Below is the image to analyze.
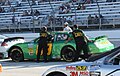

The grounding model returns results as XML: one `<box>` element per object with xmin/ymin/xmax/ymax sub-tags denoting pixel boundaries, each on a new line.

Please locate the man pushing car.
<box><xmin>66</xmin><ymin>24</ymin><xmax>91</xmax><ymax>60</ymax></box>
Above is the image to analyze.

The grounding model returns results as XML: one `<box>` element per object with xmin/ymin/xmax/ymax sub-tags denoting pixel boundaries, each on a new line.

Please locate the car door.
<box><xmin>96</xmin><ymin>64</ymin><xmax>120</xmax><ymax>76</ymax></box>
<box><xmin>105</xmin><ymin>57</ymin><xmax>120</xmax><ymax>76</ymax></box>
<box><xmin>101</xmin><ymin>52</ymin><xmax>120</xmax><ymax>76</ymax></box>
<box><xmin>35</xmin><ymin>37</ymin><xmax>53</xmax><ymax>56</ymax></box>
<box><xmin>51</xmin><ymin>33</ymin><xmax>69</xmax><ymax>58</ymax></box>
<box><xmin>27</xmin><ymin>40</ymin><xmax>37</xmax><ymax>59</ymax></box>
<box><xmin>107</xmin><ymin>70</ymin><xmax>120</xmax><ymax>76</ymax></box>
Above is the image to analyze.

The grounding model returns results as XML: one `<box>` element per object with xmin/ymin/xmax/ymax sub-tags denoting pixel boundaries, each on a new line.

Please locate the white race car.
<box><xmin>0</xmin><ymin>37</ymin><xmax>25</xmax><ymax>58</ymax></box>
<box><xmin>42</xmin><ymin>46</ymin><xmax>120</xmax><ymax>76</ymax></box>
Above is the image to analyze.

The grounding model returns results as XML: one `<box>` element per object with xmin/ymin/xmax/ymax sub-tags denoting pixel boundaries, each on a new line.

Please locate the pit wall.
<box><xmin>3</xmin><ymin>30</ymin><xmax>120</xmax><ymax>41</ymax></box>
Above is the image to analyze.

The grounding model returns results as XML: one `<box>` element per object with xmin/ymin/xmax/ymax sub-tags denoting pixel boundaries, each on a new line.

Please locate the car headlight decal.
<box><xmin>90</xmin><ymin>71</ymin><xmax>101</xmax><ymax>76</ymax></box>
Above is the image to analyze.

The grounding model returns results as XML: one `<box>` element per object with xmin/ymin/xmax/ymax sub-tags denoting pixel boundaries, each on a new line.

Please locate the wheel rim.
<box><xmin>11</xmin><ymin>49</ymin><xmax>23</xmax><ymax>62</ymax></box>
<box><xmin>62</xmin><ymin>48</ymin><xmax>75</xmax><ymax>61</ymax></box>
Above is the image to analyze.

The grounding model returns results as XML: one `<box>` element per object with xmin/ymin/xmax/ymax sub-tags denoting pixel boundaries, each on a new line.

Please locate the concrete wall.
<box><xmin>85</xmin><ymin>30</ymin><xmax>120</xmax><ymax>39</ymax></box>
<box><xmin>3</xmin><ymin>30</ymin><xmax>120</xmax><ymax>41</ymax></box>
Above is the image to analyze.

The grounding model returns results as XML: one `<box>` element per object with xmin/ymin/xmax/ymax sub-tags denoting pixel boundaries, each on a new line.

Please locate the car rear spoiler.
<box><xmin>4</xmin><ymin>37</ymin><xmax>24</xmax><ymax>42</ymax></box>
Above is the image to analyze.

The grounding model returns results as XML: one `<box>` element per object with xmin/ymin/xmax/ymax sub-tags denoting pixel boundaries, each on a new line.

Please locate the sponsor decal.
<box><xmin>100</xmin><ymin>41</ymin><xmax>108</xmax><ymax>44</ymax></box>
<box><xmin>73</xmin><ymin>32</ymin><xmax>83</xmax><ymax>37</ymax></box>
<box><xmin>28</xmin><ymin>48</ymin><xmax>33</xmax><ymax>55</ymax></box>
<box><xmin>28</xmin><ymin>43</ymin><xmax>34</xmax><ymax>55</ymax></box>
<box><xmin>66</xmin><ymin>66</ymin><xmax>76</xmax><ymax>70</ymax></box>
<box><xmin>70</xmin><ymin>71</ymin><xmax>89</xmax><ymax>76</ymax></box>
<box><xmin>76</xmin><ymin>66</ymin><xmax>87</xmax><ymax>71</ymax></box>
<box><xmin>90</xmin><ymin>65</ymin><xmax>100</xmax><ymax>70</ymax></box>
<box><xmin>66</xmin><ymin>66</ymin><xmax>87</xmax><ymax>71</ymax></box>
<box><xmin>90</xmin><ymin>71</ymin><xmax>101</xmax><ymax>76</ymax></box>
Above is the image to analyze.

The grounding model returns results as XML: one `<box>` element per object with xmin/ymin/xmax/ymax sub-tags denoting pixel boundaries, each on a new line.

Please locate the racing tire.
<box><xmin>53</xmin><ymin>73</ymin><xmax>66</xmax><ymax>76</ymax></box>
<box><xmin>61</xmin><ymin>46</ymin><xmax>76</xmax><ymax>62</ymax></box>
<box><xmin>10</xmin><ymin>48</ymin><xmax>24</xmax><ymax>62</ymax></box>
<box><xmin>47</xmin><ymin>73</ymin><xmax>67</xmax><ymax>76</ymax></box>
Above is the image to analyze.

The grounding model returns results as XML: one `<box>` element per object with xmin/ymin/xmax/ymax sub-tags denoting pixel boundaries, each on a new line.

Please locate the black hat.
<box><xmin>73</xmin><ymin>24</ymin><xmax>78</xmax><ymax>29</ymax></box>
<box><xmin>41</xmin><ymin>26</ymin><xmax>47</xmax><ymax>31</ymax></box>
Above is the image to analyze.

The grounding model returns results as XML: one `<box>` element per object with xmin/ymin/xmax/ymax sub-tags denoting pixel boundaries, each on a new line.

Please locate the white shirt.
<box><xmin>63</xmin><ymin>26</ymin><xmax>72</xmax><ymax>32</ymax></box>
<box><xmin>17</xmin><ymin>16</ymin><xmax>21</xmax><ymax>22</ymax></box>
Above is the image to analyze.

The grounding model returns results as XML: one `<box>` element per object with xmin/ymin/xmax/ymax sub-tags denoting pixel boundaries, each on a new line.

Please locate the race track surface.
<box><xmin>0</xmin><ymin>40</ymin><xmax>119</xmax><ymax>76</ymax></box>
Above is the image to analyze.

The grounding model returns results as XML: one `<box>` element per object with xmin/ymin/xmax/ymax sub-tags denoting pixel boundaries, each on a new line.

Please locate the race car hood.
<box><xmin>55</xmin><ymin>60</ymin><xmax>100</xmax><ymax>70</ymax></box>
<box><xmin>42</xmin><ymin>61</ymin><xmax>101</xmax><ymax>76</ymax></box>
<box><xmin>60</xmin><ymin>60</ymin><xmax>93</xmax><ymax>67</ymax></box>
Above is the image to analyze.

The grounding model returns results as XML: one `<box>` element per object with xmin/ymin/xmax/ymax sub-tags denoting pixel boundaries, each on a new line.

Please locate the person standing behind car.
<box><xmin>66</xmin><ymin>24</ymin><xmax>91</xmax><ymax>60</ymax></box>
<box><xmin>37</xmin><ymin>26</ymin><xmax>49</xmax><ymax>63</ymax></box>
<box><xmin>63</xmin><ymin>22</ymin><xmax>72</xmax><ymax>32</ymax></box>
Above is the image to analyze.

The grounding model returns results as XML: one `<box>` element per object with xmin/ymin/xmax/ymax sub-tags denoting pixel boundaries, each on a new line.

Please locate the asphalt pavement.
<box><xmin>0</xmin><ymin>40</ymin><xmax>119</xmax><ymax>76</ymax></box>
<box><xmin>0</xmin><ymin>59</ymin><xmax>70</xmax><ymax>76</ymax></box>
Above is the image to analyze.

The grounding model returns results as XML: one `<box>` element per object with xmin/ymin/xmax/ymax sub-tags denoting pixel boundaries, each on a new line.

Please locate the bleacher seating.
<box><xmin>0</xmin><ymin>0</ymin><xmax>120</xmax><ymax>32</ymax></box>
<box><xmin>55</xmin><ymin>1</ymin><xmax>120</xmax><ymax>28</ymax></box>
<box><xmin>0</xmin><ymin>0</ymin><xmax>66</xmax><ymax>31</ymax></box>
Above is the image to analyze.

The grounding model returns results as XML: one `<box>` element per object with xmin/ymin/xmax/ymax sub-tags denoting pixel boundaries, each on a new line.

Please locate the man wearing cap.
<box><xmin>37</xmin><ymin>26</ymin><xmax>49</xmax><ymax>63</ymax></box>
<box><xmin>66</xmin><ymin>24</ymin><xmax>91</xmax><ymax>60</ymax></box>
<box><xmin>63</xmin><ymin>22</ymin><xmax>72</xmax><ymax>32</ymax></box>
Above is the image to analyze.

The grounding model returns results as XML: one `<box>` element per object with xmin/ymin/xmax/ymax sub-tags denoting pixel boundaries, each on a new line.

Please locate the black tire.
<box><xmin>53</xmin><ymin>73</ymin><xmax>66</xmax><ymax>76</ymax></box>
<box><xmin>10</xmin><ymin>48</ymin><xmax>24</xmax><ymax>62</ymax></box>
<box><xmin>47</xmin><ymin>73</ymin><xmax>67</xmax><ymax>76</ymax></box>
<box><xmin>61</xmin><ymin>46</ymin><xmax>76</xmax><ymax>62</ymax></box>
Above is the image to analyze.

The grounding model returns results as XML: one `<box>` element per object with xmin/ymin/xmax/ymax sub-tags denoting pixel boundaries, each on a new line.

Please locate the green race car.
<box><xmin>7</xmin><ymin>32</ymin><xmax>114</xmax><ymax>62</ymax></box>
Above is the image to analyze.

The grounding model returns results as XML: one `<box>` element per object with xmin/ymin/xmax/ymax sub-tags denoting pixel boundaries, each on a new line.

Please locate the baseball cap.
<box><xmin>64</xmin><ymin>22</ymin><xmax>68</xmax><ymax>25</ymax></box>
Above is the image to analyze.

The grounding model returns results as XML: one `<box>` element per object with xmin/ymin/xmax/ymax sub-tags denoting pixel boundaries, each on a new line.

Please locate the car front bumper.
<box><xmin>0</xmin><ymin>47</ymin><xmax>8</xmax><ymax>58</ymax></box>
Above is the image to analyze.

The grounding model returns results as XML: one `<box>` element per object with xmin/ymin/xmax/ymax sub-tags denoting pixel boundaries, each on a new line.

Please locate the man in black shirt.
<box><xmin>66</xmin><ymin>24</ymin><xmax>91</xmax><ymax>60</ymax></box>
<box><xmin>37</xmin><ymin>26</ymin><xmax>49</xmax><ymax>63</ymax></box>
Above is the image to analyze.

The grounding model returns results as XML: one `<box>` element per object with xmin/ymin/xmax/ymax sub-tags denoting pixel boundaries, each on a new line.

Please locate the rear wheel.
<box><xmin>61</xmin><ymin>46</ymin><xmax>76</xmax><ymax>62</ymax></box>
<box><xmin>10</xmin><ymin>48</ymin><xmax>24</xmax><ymax>62</ymax></box>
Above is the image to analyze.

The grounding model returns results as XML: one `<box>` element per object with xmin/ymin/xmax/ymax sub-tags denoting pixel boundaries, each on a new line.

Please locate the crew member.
<box><xmin>63</xmin><ymin>22</ymin><xmax>72</xmax><ymax>32</ymax></box>
<box><xmin>66</xmin><ymin>24</ymin><xmax>91</xmax><ymax>60</ymax></box>
<box><xmin>37</xmin><ymin>26</ymin><xmax>49</xmax><ymax>63</ymax></box>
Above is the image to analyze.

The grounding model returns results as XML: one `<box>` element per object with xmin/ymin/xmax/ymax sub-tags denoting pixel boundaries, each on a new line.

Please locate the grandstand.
<box><xmin>0</xmin><ymin>0</ymin><xmax>120</xmax><ymax>33</ymax></box>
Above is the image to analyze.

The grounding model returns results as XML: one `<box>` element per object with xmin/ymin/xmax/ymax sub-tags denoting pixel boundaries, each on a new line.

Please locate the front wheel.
<box><xmin>53</xmin><ymin>73</ymin><xmax>66</xmax><ymax>76</ymax></box>
<box><xmin>10</xmin><ymin>48</ymin><xmax>24</xmax><ymax>62</ymax></box>
<box><xmin>47</xmin><ymin>73</ymin><xmax>67</xmax><ymax>76</ymax></box>
<box><xmin>61</xmin><ymin>46</ymin><xmax>76</xmax><ymax>62</ymax></box>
